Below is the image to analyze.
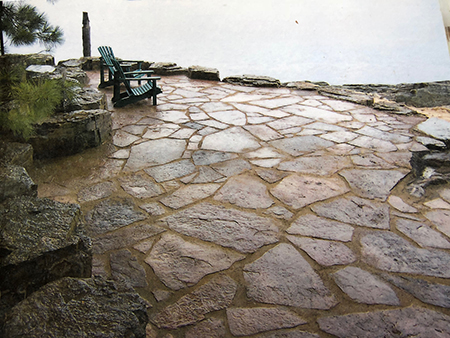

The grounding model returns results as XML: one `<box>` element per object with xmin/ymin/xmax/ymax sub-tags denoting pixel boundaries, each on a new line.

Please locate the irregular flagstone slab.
<box><xmin>142</xmin><ymin>125</ymin><xmax>179</xmax><ymax>140</ymax></box>
<box><xmin>244</xmin><ymin>125</ymin><xmax>283</xmax><ymax>141</ymax></box>
<box><xmin>93</xmin><ymin>223</ymin><xmax>165</xmax><ymax>254</ymax></box>
<box><xmin>77</xmin><ymin>181</ymin><xmax>116</xmax><ymax>203</ymax></box>
<box><xmin>245</xmin><ymin>147</ymin><xmax>284</xmax><ymax>159</ymax></box>
<box><xmin>139</xmin><ymin>202</ymin><xmax>166</xmax><ymax>216</ymax></box>
<box><xmin>270</xmin><ymin>175</ymin><xmax>349</xmax><ymax>209</ymax></box>
<box><xmin>161</xmin><ymin>203</ymin><xmax>280</xmax><ymax>253</ymax></box>
<box><xmin>302</xmin><ymin>122</ymin><xmax>345</xmax><ymax>132</ymax></box>
<box><xmin>250</xmin><ymin>97</ymin><xmax>302</xmax><ymax>109</ymax></box>
<box><xmin>185</xmin><ymin>318</ymin><xmax>226</xmax><ymax>338</ymax></box>
<box><xmin>209</xmin><ymin>110</ymin><xmax>247</xmax><ymax>125</ymax></box>
<box><xmin>425</xmin><ymin>198</ymin><xmax>450</xmax><ymax>209</ymax></box>
<box><xmin>256</xmin><ymin>168</ymin><xmax>289</xmax><ymax>183</ymax></box>
<box><xmin>110</xmin><ymin>149</ymin><xmax>130</xmax><ymax>159</ymax></box>
<box><xmin>250</xmin><ymin>158</ymin><xmax>282</xmax><ymax>168</ymax></box>
<box><xmin>144</xmin><ymin>159</ymin><xmax>196</xmax><ymax>182</ymax></box>
<box><xmin>395</xmin><ymin>218</ymin><xmax>450</xmax><ymax>249</ymax></box>
<box><xmin>244</xmin><ymin>244</ymin><xmax>338</xmax><ymax>309</ymax></box>
<box><xmin>145</xmin><ymin>233</ymin><xmax>244</xmax><ymax>290</ymax></box>
<box><xmin>287</xmin><ymin>214</ymin><xmax>354</xmax><ymax>242</ymax></box>
<box><xmin>361</xmin><ymin>231</ymin><xmax>450</xmax><ymax>278</ymax></box>
<box><xmin>110</xmin><ymin>249</ymin><xmax>148</xmax><ymax>288</ymax></box>
<box><xmin>201</xmin><ymin>127</ymin><xmax>260</xmax><ymax>152</ymax></box>
<box><xmin>191</xmin><ymin>166</ymin><xmax>224</xmax><ymax>183</ymax></box>
<box><xmin>320</xmin><ymin>130</ymin><xmax>359</xmax><ymax>143</ymax></box>
<box><xmin>125</xmin><ymin>139</ymin><xmax>186</xmax><ymax>172</ymax></box>
<box><xmin>375</xmin><ymin>151</ymin><xmax>412</xmax><ymax>169</ymax></box>
<box><xmin>311</xmin><ymin>196</ymin><xmax>390</xmax><ymax>229</ymax></box>
<box><xmin>118</xmin><ymin>173</ymin><xmax>165</xmax><ymax>199</ymax></box>
<box><xmin>258</xmin><ymin>330</ymin><xmax>320</xmax><ymax>338</ymax></box>
<box><xmin>192</xmin><ymin>150</ymin><xmax>238</xmax><ymax>165</ymax></box>
<box><xmin>214</xmin><ymin>174</ymin><xmax>274</xmax><ymax>209</ymax></box>
<box><xmin>287</xmin><ymin>236</ymin><xmax>356</xmax><ymax>266</ymax></box>
<box><xmin>424</xmin><ymin>210</ymin><xmax>450</xmax><ymax>238</ymax></box>
<box><xmin>291</xmin><ymin>106</ymin><xmax>353</xmax><ymax>123</ymax></box>
<box><xmin>264</xmin><ymin>206</ymin><xmax>294</xmax><ymax>220</ymax></box>
<box><xmin>226</xmin><ymin>307</ymin><xmax>307</xmax><ymax>336</ymax></box>
<box><xmin>356</xmin><ymin>125</ymin><xmax>412</xmax><ymax>143</ymax></box>
<box><xmin>351</xmin><ymin>154</ymin><xmax>395</xmax><ymax>168</ymax></box>
<box><xmin>233</xmin><ymin>103</ymin><xmax>288</xmax><ymax>118</ymax></box>
<box><xmin>160</xmin><ymin>184</ymin><xmax>221</xmax><ymax>209</ymax></box>
<box><xmin>318</xmin><ymin>307</ymin><xmax>450</xmax><ymax>338</ymax></box>
<box><xmin>415</xmin><ymin>117</ymin><xmax>450</xmax><ymax>141</ymax></box>
<box><xmin>113</xmin><ymin>130</ymin><xmax>140</xmax><ymax>147</ymax></box>
<box><xmin>339</xmin><ymin>169</ymin><xmax>407</xmax><ymax>201</ymax></box>
<box><xmin>332</xmin><ymin>267</ymin><xmax>399</xmax><ymax>305</ymax></box>
<box><xmin>382</xmin><ymin>274</ymin><xmax>450</xmax><ymax>308</ymax></box>
<box><xmin>388</xmin><ymin>195</ymin><xmax>418</xmax><ymax>213</ymax></box>
<box><xmin>151</xmin><ymin>274</ymin><xmax>237</xmax><ymax>329</ymax></box>
<box><xmin>201</xmin><ymin>101</ymin><xmax>234</xmax><ymax>113</ymax></box>
<box><xmin>267</xmin><ymin>116</ymin><xmax>312</xmax><ymax>131</ymax></box>
<box><xmin>349</xmin><ymin>136</ymin><xmax>397</xmax><ymax>152</ymax></box>
<box><xmin>211</xmin><ymin>159</ymin><xmax>252</xmax><ymax>177</ymax></box>
<box><xmin>278</xmin><ymin>156</ymin><xmax>351</xmax><ymax>176</ymax></box>
<box><xmin>85</xmin><ymin>198</ymin><xmax>147</xmax><ymax>236</ymax></box>
<box><xmin>270</xmin><ymin>136</ymin><xmax>335</xmax><ymax>156</ymax></box>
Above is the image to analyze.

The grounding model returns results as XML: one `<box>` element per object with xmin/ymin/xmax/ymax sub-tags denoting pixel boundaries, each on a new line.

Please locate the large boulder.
<box><xmin>0</xmin><ymin>142</ymin><xmax>33</xmax><ymax>170</ymax></box>
<box><xmin>0</xmin><ymin>196</ymin><xmax>92</xmax><ymax>318</ymax></box>
<box><xmin>0</xmin><ymin>165</ymin><xmax>37</xmax><ymax>203</ymax></box>
<box><xmin>2</xmin><ymin>276</ymin><xmax>149</xmax><ymax>338</ymax></box>
<box><xmin>29</xmin><ymin>108</ymin><xmax>111</xmax><ymax>159</ymax></box>
<box><xmin>188</xmin><ymin>65</ymin><xmax>220</xmax><ymax>81</ymax></box>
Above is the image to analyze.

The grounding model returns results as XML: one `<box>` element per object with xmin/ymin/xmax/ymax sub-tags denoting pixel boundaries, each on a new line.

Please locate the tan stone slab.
<box><xmin>271</xmin><ymin>175</ymin><xmax>349</xmax><ymax>209</ymax></box>
<box><xmin>332</xmin><ymin>267</ymin><xmax>400</xmax><ymax>305</ymax></box>
<box><xmin>287</xmin><ymin>214</ymin><xmax>354</xmax><ymax>242</ymax></box>
<box><xmin>145</xmin><ymin>233</ymin><xmax>244</xmax><ymax>290</ymax></box>
<box><xmin>244</xmin><ymin>243</ymin><xmax>338</xmax><ymax>309</ymax></box>
<box><xmin>160</xmin><ymin>184</ymin><xmax>221</xmax><ymax>209</ymax></box>
<box><xmin>287</xmin><ymin>236</ymin><xmax>356</xmax><ymax>266</ymax></box>
<box><xmin>214</xmin><ymin>174</ymin><xmax>274</xmax><ymax>209</ymax></box>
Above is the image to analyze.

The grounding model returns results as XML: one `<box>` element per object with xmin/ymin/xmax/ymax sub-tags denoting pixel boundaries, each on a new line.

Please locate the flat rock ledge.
<box><xmin>149</xmin><ymin>62</ymin><xmax>188</xmax><ymax>75</ymax></box>
<box><xmin>223</xmin><ymin>74</ymin><xmax>281</xmax><ymax>87</ymax></box>
<box><xmin>1</xmin><ymin>276</ymin><xmax>149</xmax><ymax>338</ymax></box>
<box><xmin>29</xmin><ymin>109</ymin><xmax>112</xmax><ymax>159</ymax></box>
<box><xmin>0</xmin><ymin>196</ymin><xmax>92</xmax><ymax>320</ymax></box>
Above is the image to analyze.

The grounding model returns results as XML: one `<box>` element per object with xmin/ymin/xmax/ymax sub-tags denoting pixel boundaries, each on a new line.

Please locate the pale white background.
<box><xmin>8</xmin><ymin>0</ymin><xmax>450</xmax><ymax>84</ymax></box>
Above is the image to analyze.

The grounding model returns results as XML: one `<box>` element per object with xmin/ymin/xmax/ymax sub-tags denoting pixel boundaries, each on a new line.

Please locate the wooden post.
<box><xmin>1</xmin><ymin>1</ymin><xmax>5</xmax><ymax>56</ymax></box>
<box><xmin>82</xmin><ymin>12</ymin><xmax>91</xmax><ymax>57</ymax></box>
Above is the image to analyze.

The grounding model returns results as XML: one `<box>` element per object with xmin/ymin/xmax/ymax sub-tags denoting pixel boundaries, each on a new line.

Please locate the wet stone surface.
<box><xmin>28</xmin><ymin>73</ymin><xmax>450</xmax><ymax>337</ymax></box>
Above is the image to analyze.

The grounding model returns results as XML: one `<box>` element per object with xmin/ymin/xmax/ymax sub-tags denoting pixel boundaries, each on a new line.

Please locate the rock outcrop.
<box><xmin>223</xmin><ymin>74</ymin><xmax>281</xmax><ymax>87</ymax></box>
<box><xmin>29</xmin><ymin>109</ymin><xmax>111</xmax><ymax>159</ymax></box>
<box><xmin>0</xmin><ymin>196</ymin><xmax>92</xmax><ymax>320</ymax></box>
<box><xmin>2</xmin><ymin>276</ymin><xmax>149</xmax><ymax>338</ymax></box>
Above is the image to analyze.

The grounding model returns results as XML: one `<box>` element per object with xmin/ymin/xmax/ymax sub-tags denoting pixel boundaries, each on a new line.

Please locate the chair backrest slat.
<box><xmin>98</xmin><ymin>46</ymin><xmax>117</xmax><ymax>74</ymax></box>
<box><xmin>111</xmin><ymin>58</ymin><xmax>133</xmax><ymax>94</ymax></box>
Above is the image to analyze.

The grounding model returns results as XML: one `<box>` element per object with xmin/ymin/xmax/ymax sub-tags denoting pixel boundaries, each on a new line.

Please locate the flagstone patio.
<box><xmin>31</xmin><ymin>72</ymin><xmax>450</xmax><ymax>337</ymax></box>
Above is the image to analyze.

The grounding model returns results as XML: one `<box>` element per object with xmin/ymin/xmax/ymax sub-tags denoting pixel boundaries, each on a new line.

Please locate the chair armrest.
<box><xmin>123</xmin><ymin>76</ymin><xmax>161</xmax><ymax>81</ymax></box>
<box><xmin>123</xmin><ymin>70</ymin><xmax>154</xmax><ymax>76</ymax></box>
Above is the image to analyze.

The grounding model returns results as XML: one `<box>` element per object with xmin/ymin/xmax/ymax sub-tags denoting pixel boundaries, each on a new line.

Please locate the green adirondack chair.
<box><xmin>98</xmin><ymin>46</ymin><xmax>151</xmax><ymax>88</ymax></box>
<box><xmin>111</xmin><ymin>58</ymin><xmax>162</xmax><ymax>107</ymax></box>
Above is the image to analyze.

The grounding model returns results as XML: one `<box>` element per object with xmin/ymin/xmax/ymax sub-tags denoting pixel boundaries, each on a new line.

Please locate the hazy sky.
<box><xmin>8</xmin><ymin>0</ymin><xmax>450</xmax><ymax>84</ymax></box>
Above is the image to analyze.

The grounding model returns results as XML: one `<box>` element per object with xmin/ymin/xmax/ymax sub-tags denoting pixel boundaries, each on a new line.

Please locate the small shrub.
<box><xmin>1</xmin><ymin>78</ymin><xmax>63</xmax><ymax>140</ymax></box>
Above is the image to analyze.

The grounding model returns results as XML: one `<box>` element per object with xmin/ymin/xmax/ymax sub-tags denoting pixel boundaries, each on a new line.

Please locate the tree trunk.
<box><xmin>82</xmin><ymin>12</ymin><xmax>91</xmax><ymax>57</ymax></box>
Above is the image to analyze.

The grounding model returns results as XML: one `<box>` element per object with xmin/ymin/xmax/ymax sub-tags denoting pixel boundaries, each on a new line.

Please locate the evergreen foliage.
<box><xmin>0</xmin><ymin>1</ymin><xmax>63</xmax><ymax>55</ymax></box>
